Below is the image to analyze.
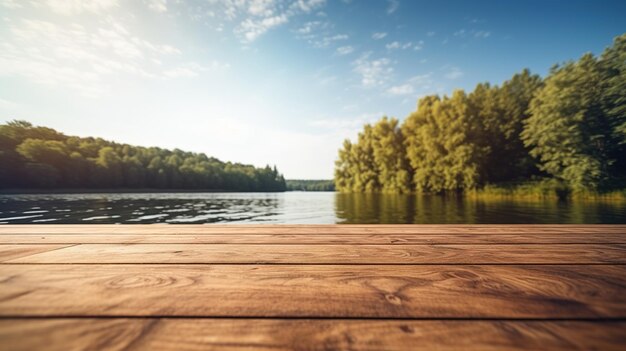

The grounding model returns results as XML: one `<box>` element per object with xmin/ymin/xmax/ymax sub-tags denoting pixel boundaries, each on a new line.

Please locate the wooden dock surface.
<box><xmin>0</xmin><ymin>224</ymin><xmax>625</xmax><ymax>350</ymax></box>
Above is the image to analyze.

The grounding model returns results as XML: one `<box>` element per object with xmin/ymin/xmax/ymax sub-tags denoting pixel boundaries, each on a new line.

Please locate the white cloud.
<box><xmin>44</xmin><ymin>0</ymin><xmax>119</xmax><ymax>15</ymax></box>
<box><xmin>295</xmin><ymin>21</ymin><xmax>322</xmax><ymax>34</ymax></box>
<box><xmin>386</xmin><ymin>41</ymin><xmax>419</xmax><ymax>50</ymax></box>
<box><xmin>427</xmin><ymin>31</ymin><xmax>435</xmax><ymax>37</ymax></box>
<box><xmin>237</xmin><ymin>14</ymin><xmax>289</xmax><ymax>42</ymax></box>
<box><xmin>372</xmin><ymin>32</ymin><xmax>387</xmax><ymax>40</ymax></box>
<box><xmin>145</xmin><ymin>0</ymin><xmax>167</xmax><ymax>13</ymax></box>
<box><xmin>387</xmin><ymin>73</ymin><xmax>432</xmax><ymax>96</ymax></box>
<box><xmin>385</xmin><ymin>41</ymin><xmax>400</xmax><ymax>50</ymax></box>
<box><xmin>474</xmin><ymin>30</ymin><xmax>491</xmax><ymax>38</ymax></box>
<box><xmin>0</xmin><ymin>18</ymin><xmax>219</xmax><ymax>97</ymax></box>
<box><xmin>386</xmin><ymin>0</ymin><xmax>399</xmax><ymax>14</ymax></box>
<box><xmin>313</xmin><ymin>34</ymin><xmax>348</xmax><ymax>48</ymax></box>
<box><xmin>454</xmin><ymin>28</ymin><xmax>491</xmax><ymax>39</ymax></box>
<box><xmin>291</xmin><ymin>0</ymin><xmax>326</xmax><ymax>12</ymax></box>
<box><xmin>444</xmin><ymin>67</ymin><xmax>463</xmax><ymax>80</ymax></box>
<box><xmin>387</xmin><ymin>83</ymin><xmax>413</xmax><ymax>95</ymax></box>
<box><xmin>352</xmin><ymin>52</ymin><xmax>393</xmax><ymax>88</ymax></box>
<box><xmin>336</xmin><ymin>45</ymin><xmax>354</xmax><ymax>55</ymax></box>
<box><xmin>219</xmin><ymin>0</ymin><xmax>327</xmax><ymax>43</ymax></box>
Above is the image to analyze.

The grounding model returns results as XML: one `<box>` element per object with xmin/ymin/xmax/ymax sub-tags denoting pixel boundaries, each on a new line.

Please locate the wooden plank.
<box><xmin>0</xmin><ymin>245</ymin><xmax>72</xmax><ymax>263</ymax></box>
<box><xmin>1</xmin><ymin>233</ymin><xmax>625</xmax><ymax>244</ymax></box>
<box><xmin>2</xmin><ymin>224</ymin><xmax>626</xmax><ymax>235</ymax></box>
<box><xmin>7</xmin><ymin>243</ymin><xmax>626</xmax><ymax>264</ymax></box>
<box><xmin>1</xmin><ymin>265</ymin><xmax>624</xmax><ymax>318</ymax></box>
<box><xmin>1</xmin><ymin>319</ymin><xmax>625</xmax><ymax>351</ymax></box>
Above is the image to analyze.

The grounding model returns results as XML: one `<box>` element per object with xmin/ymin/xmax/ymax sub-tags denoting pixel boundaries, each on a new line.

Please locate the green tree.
<box><xmin>371</xmin><ymin>117</ymin><xmax>411</xmax><ymax>193</ymax></box>
<box><xmin>469</xmin><ymin>70</ymin><xmax>543</xmax><ymax>183</ymax></box>
<box><xmin>334</xmin><ymin>139</ymin><xmax>356</xmax><ymax>192</ymax></box>
<box><xmin>599</xmin><ymin>34</ymin><xmax>626</xmax><ymax>178</ymax></box>
<box><xmin>522</xmin><ymin>54</ymin><xmax>611</xmax><ymax>190</ymax></box>
<box><xmin>351</xmin><ymin>124</ymin><xmax>379</xmax><ymax>192</ymax></box>
<box><xmin>1</xmin><ymin>120</ymin><xmax>287</xmax><ymax>191</ymax></box>
<box><xmin>402</xmin><ymin>91</ymin><xmax>480</xmax><ymax>192</ymax></box>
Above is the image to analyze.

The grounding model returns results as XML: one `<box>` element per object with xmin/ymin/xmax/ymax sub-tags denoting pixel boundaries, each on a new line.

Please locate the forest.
<box><xmin>335</xmin><ymin>34</ymin><xmax>626</xmax><ymax>196</ymax></box>
<box><xmin>0</xmin><ymin>121</ymin><xmax>286</xmax><ymax>191</ymax></box>
<box><xmin>286</xmin><ymin>179</ymin><xmax>335</xmax><ymax>191</ymax></box>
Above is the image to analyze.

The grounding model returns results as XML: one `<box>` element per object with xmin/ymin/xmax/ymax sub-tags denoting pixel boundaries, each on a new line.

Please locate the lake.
<box><xmin>1</xmin><ymin>192</ymin><xmax>625</xmax><ymax>224</ymax></box>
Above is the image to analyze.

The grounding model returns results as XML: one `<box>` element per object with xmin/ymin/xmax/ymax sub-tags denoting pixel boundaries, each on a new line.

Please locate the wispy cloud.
<box><xmin>474</xmin><ymin>30</ymin><xmax>491</xmax><ymax>38</ymax></box>
<box><xmin>313</xmin><ymin>34</ymin><xmax>349</xmax><ymax>48</ymax></box>
<box><xmin>336</xmin><ymin>45</ymin><xmax>354</xmax><ymax>55</ymax></box>
<box><xmin>222</xmin><ymin>0</ymin><xmax>327</xmax><ymax>43</ymax></box>
<box><xmin>386</xmin><ymin>40</ymin><xmax>422</xmax><ymax>50</ymax></box>
<box><xmin>145</xmin><ymin>0</ymin><xmax>167</xmax><ymax>13</ymax></box>
<box><xmin>295</xmin><ymin>20</ymin><xmax>325</xmax><ymax>34</ymax></box>
<box><xmin>386</xmin><ymin>0</ymin><xmax>399</xmax><ymax>14</ymax></box>
<box><xmin>236</xmin><ymin>14</ymin><xmax>289</xmax><ymax>42</ymax></box>
<box><xmin>443</xmin><ymin>66</ymin><xmax>463</xmax><ymax>80</ymax></box>
<box><xmin>0</xmin><ymin>17</ymin><xmax>220</xmax><ymax>97</ymax></box>
<box><xmin>372</xmin><ymin>32</ymin><xmax>387</xmax><ymax>40</ymax></box>
<box><xmin>386</xmin><ymin>73</ymin><xmax>432</xmax><ymax>96</ymax></box>
<box><xmin>386</xmin><ymin>41</ymin><xmax>400</xmax><ymax>50</ymax></box>
<box><xmin>387</xmin><ymin>83</ymin><xmax>413</xmax><ymax>95</ymax></box>
<box><xmin>454</xmin><ymin>28</ymin><xmax>491</xmax><ymax>39</ymax></box>
<box><xmin>43</xmin><ymin>0</ymin><xmax>119</xmax><ymax>15</ymax></box>
<box><xmin>352</xmin><ymin>52</ymin><xmax>393</xmax><ymax>88</ymax></box>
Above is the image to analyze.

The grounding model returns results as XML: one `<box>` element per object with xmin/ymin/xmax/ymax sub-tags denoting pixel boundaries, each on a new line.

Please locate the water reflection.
<box><xmin>0</xmin><ymin>192</ymin><xmax>625</xmax><ymax>224</ymax></box>
<box><xmin>334</xmin><ymin>193</ymin><xmax>626</xmax><ymax>224</ymax></box>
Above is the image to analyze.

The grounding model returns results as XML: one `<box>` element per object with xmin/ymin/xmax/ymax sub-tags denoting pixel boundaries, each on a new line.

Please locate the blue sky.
<box><xmin>1</xmin><ymin>0</ymin><xmax>624</xmax><ymax>179</ymax></box>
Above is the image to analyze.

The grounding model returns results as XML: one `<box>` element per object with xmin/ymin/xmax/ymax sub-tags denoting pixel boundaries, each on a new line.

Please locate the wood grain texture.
<box><xmin>6</xmin><ymin>243</ymin><xmax>626</xmax><ymax>264</ymax></box>
<box><xmin>1</xmin><ymin>264</ymin><xmax>625</xmax><ymax>318</ymax></box>
<box><xmin>1</xmin><ymin>233</ymin><xmax>625</xmax><ymax>244</ymax></box>
<box><xmin>0</xmin><ymin>245</ymin><xmax>71</xmax><ymax>262</ymax></box>
<box><xmin>1</xmin><ymin>224</ymin><xmax>625</xmax><ymax>350</ymax></box>
<box><xmin>2</xmin><ymin>224</ymin><xmax>626</xmax><ymax>234</ymax></box>
<box><xmin>1</xmin><ymin>319</ymin><xmax>625</xmax><ymax>351</ymax></box>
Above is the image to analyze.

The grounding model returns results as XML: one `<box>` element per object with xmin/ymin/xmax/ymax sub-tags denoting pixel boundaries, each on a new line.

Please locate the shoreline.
<box><xmin>0</xmin><ymin>188</ymin><xmax>294</xmax><ymax>194</ymax></box>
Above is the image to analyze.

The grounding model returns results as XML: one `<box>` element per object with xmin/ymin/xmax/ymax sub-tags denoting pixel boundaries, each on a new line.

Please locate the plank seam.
<box><xmin>3</xmin><ymin>262</ymin><xmax>626</xmax><ymax>265</ymax></box>
<box><xmin>1</xmin><ymin>316</ymin><xmax>625</xmax><ymax>321</ymax></box>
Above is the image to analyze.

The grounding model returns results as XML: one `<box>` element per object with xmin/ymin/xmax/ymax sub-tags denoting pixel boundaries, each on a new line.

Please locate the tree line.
<box><xmin>335</xmin><ymin>34</ymin><xmax>626</xmax><ymax>194</ymax></box>
<box><xmin>286</xmin><ymin>179</ymin><xmax>335</xmax><ymax>191</ymax></box>
<box><xmin>0</xmin><ymin>121</ymin><xmax>286</xmax><ymax>191</ymax></box>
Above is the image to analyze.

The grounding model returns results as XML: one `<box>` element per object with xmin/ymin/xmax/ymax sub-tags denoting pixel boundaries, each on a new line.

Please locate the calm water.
<box><xmin>1</xmin><ymin>192</ymin><xmax>625</xmax><ymax>224</ymax></box>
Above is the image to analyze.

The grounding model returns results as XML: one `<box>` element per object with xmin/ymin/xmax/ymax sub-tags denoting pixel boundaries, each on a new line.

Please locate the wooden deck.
<box><xmin>0</xmin><ymin>224</ymin><xmax>625</xmax><ymax>350</ymax></box>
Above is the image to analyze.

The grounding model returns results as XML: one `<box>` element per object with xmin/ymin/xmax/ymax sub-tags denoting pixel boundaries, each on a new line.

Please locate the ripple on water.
<box><xmin>129</xmin><ymin>213</ymin><xmax>170</xmax><ymax>221</ymax></box>
<box><xmin>82</xmin><ymin>215</ymin><xmax>121</xmax><ymax>221</ymax></box>
<box><xmin>22</xmin><ymin>210</ymin><xmax>49</xmax><ymax>214</ymax></box>
<box><xmin>0</xmin><ymin>214</ymin><xmax>44</xmax><ymax>221</ymax></box>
